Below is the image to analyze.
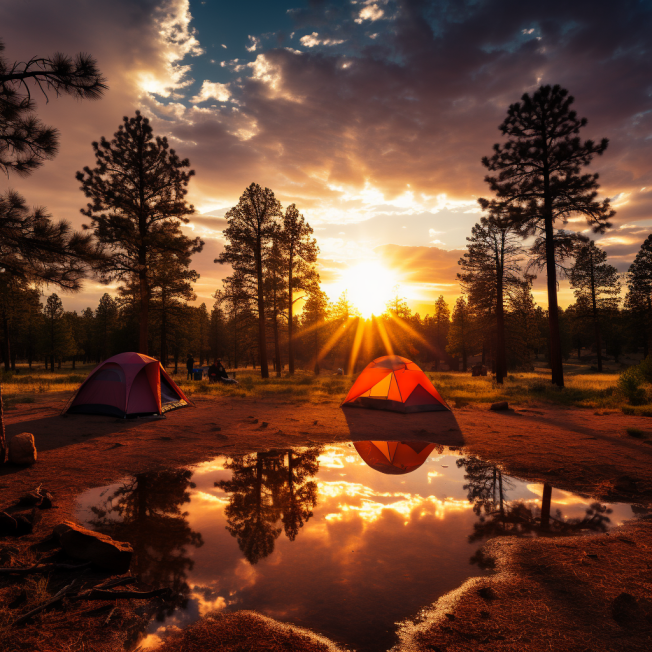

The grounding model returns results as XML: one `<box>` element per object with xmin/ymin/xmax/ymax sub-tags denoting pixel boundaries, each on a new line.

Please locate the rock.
<box><xmin>612</xmin><ymin>592</ymin><xmax>644</xmax><ymax>628</ymax></box>
<box><xmin>39</xmin><ymin>492</ymin><xmax>54</xmax><ymax>509</ymax></box>
<box><xmin>18</xmin><ymin>491</ymin><xmax>43</xmax><ymax>507</ymax></box>
<box><xmin>444</xmin><ymin>613</ymin><xmax>456</xmax><ymax>621</ymax></box>
<box><xmin>477</xmin><ymin>586</ymin><xmax>497</xmax><ymax>600</ymax></box>
<box><xmin>8</xmin><ymin>433</ymin><xmax>37</xmax><ymax>465</ymax></box>
<box><xmin>490</xmin><ymin>401</ymin><xmax>509</xmax><ymax>411</ymax></box>
<box><xmin>14</xmin><ymin>515</ymin><xmax>34</xmax><ymax>536</ymax></box>
<box><xmin>480</xmin><ymin>610</ymin><xmax>491</xmax><ymax>619</ymax></box>
<box><xmin>53</xmin><ymin>521</ymin><xmax>133</xmax><ymax>573</ymax></box>
<box><xmin>0</xmin><ymin>512</ymin><xmax>18</xmax><ymax>536</ymax></box>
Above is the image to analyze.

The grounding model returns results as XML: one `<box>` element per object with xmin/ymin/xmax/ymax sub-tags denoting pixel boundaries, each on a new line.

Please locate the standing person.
<box><xmin>186</xmin><ymin>354</ymin><xmax>195</xmax><ymax>380</ymax></box>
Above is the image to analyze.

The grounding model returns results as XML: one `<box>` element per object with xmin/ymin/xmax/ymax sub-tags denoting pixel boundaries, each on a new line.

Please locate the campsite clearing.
<box><xmin>1</xmin><ymin>390</ymin><xmax>651</xmax><ymax>651</ymax></box>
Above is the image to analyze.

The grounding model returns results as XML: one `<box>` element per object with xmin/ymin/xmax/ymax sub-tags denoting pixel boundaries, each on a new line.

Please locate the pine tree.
<box><xmin>42</xmin><ymin>294</ymin><xmax>67</xmax><ymax>371</ymax></box>
<box><xmin>281</xmin><ymin>204</ymin><xmax>319</xmax><ymax>375</ymax></box>
<box><xmin>95</xmin><ymin>293</ymin><xmax>118</xmax><ymax>362</ymax></box>
<box><xmin>300</xmin><ymin>285</ymin><xmax>330</xmax><ymax>374</ymax></box>
<box><xmin>569</xmin><ymin>241</ymin><xmax>620</xmax><ymax>372</ymax></box>
<box><xmin>458</xmin><ymin>214</ymin><xmax>525</xmax><ymax>382</ymax></box>
<box><xmin>217</xmin><ymin>183</ymin><xmax>282</xmax><ymax>378</ymax></box>
<box><xmin>481</xmin><ymin>84</ymin><xmax>615</xmax><ymax>387</ymax></box>
<box><xmin>432</xmin><ymin>296</ymin><xmax>450</xmax><ymax>370</ymax></box>
<box><xmin>447</xmin><ymin>297</ymin><xmax>472</xmax><ymax>371</ymax></box>
<box><xmin>0</xmin><ymin>39</ymin><xmax>106</xmax><ymax>176</ymax></box>
<box><xmin>624</xmin><ymin>235</ymin><xmax>652</xmax><ymax>357</ymax></box>
<box><xmin>77</xmin><ymin>112</ymin><xmax>203</xmax><ymax>355</ymax></box>
<box><xmin>264</xmin><ymin>236</ymin><xmax>288</xmax><ymax>377</ymax></box>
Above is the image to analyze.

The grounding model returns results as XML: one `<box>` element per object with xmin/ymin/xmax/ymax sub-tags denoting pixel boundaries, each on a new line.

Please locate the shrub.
<box><xmin>638</xmin><ymin>355</ymin><xmax>652</xmax><ymax>383</ymax></box>
<box><xmin>626</xmin><ymin>427</ymin><xmax>645</xmax><ymax>439</ymax></box>
<box><xmin>617</xmin><ymin>366</ymin><xmax>646</xmax><ymax>405</ymax></box>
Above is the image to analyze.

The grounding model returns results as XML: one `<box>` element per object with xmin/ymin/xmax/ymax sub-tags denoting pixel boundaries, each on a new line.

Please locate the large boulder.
<box><xmin>53</xmin><ymin>521</ymin><xmax>133</xmax><ymax>572</ymax></box>
<box><xmin>8</xmin><ymin>433</ymin><xmax>37</xmax><ymax>465</ymax></box>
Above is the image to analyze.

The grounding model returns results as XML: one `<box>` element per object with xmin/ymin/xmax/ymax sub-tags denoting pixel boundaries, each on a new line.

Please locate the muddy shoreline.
<box><xmin>1</xmin><ymin>393</ymin><xmax>651</xmax><ymax>651</ymax></box>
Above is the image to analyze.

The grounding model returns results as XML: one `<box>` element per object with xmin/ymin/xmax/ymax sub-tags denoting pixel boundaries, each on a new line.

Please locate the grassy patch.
<box><xmin>2</xmin><ymin>361</ymin><xmax>651</xmax><ymax>411</ymax></box>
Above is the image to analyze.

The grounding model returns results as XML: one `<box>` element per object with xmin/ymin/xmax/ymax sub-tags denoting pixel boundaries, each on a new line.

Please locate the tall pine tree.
<box><xmin>481</xmin><ymin>85</ymin><xmax>614</xmax><ymax>387</ymax></box>
<box><xmin>77</xmin><ymin>112</ymin><xmax>203</xmax><ymax>355</ymax></box>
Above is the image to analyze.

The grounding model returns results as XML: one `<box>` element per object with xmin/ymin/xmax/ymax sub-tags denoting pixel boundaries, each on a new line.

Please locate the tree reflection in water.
<box><xmin>89</xmin><ymin>470</ymin><xmax>204</xmax><ymax>616</ymax></box>
<box><xmin>216</xmin><ymin>447</ymin><xmax>321</xmax><ymax>564</ymax></box>
<box><xmin>457</xmin><ymin>456</ymin><xmax>612</xmax><ymax>566</ymax></box>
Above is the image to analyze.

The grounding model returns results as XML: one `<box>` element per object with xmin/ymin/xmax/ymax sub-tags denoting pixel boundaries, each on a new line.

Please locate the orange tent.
<box><xmin>354</xmin><ymin>441</ymin><xmax>436</xmax><ymax>475</ymax></box>
<box><xmin>341</xmin><ymin>355</ymin><xmax>449</xmax><ymax>413</ymax></box>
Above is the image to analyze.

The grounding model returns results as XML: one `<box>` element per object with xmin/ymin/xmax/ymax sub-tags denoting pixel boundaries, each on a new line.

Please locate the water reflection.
<box><xmin>216</xmin><ymin>447</ymin><xmax>321</xmax><ymax>563</ymax></box>
<box><xmin>88</xmin><ymin>470</ymin><xmax>204</xmax><ymax>615</ymax></box>
<box><xmin>457</xmin><ymin>456</ymin><xmax>612</xmax><ymax>548</ymax></box>
<box><xmin>76</xmin><ymin>444</ymin><xmax>636</xmax><ymax>652</ymax></box>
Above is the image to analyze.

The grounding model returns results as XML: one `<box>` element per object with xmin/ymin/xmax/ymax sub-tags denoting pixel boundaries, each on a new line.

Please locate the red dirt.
<box><xmin>1</xmin><ymin>392</ymin><xmax>651</xmax><ymax>651</ymax></box>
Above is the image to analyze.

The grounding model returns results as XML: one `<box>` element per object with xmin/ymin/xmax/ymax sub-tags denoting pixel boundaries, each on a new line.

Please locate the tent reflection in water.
<box><xmin>64</xmin><ymin>352</ymin><xmax>193</xmax><ymax>418</ymax></box>
<box><xmin>354</xmin><ymin>441</ymin><xmax>437</xmax><ymax>475</ymax></box>
<box><xmin>341</xmin><ymin>355</ymin><xmax>450</xmax><ymax>413</ymax></box>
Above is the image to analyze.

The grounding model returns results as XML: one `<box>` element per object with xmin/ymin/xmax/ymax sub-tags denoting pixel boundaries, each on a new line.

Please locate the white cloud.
<box><xmin>355</xmin><ymin>3</ymin><xmax>385</xmax><ymax>24</ymax></box>
<box><xmin>522</xmin><ymin>28</ymin><xmax>535</xmax><ymax>34</ymax></box>
<box><xmin>428</xmin><ymin>229</ymin><xmax>443</xmax><ymax>237</ymax></box>
<box><xmin>221</xmin><ymin>43</ymin><xmax>227</xmax><ymax>49</ymax></box>
<box><xmin>299</xmin><ymin>32</ymin><xmax>345</xmax><ymax>47</ymax></box>
<box><xmin>191</xmin><ymin>80</ymin><xmax>231</xmax><ymax>103</ymax></box>
<box><xmin>246</xmin><ymin>35</ymin><xmax>260</xmax><ymax>52</ymax></box>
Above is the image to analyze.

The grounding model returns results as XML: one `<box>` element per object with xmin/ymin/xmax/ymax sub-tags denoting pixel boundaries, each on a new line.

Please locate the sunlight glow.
<box><xmin>339</xmin><ymin>261</ymin><xmax>399</xmax><ymax>317</ymax></box>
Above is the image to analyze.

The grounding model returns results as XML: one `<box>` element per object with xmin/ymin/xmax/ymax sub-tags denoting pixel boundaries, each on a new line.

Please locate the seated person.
<box><xmin>211</xmin><ymin>359</ymin><xmax>238</xmax><ymax>385</ymax></box>
<box><xmin>208</xmin><ymin>361</ymin><xmax>220</xmax><ymax>383</ymax></box>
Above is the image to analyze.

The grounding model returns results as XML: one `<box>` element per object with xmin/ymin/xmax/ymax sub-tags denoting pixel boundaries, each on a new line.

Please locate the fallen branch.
<box><xmin>12</xmin><ymin>580</ymin><xmax>78</xmax><ymax>626</ymax></box>
<box><xmin>73</xmin><ymin>588</ymin><xmax>170</xmax><ymax>601</ymax></box>
<box><xmin>0</xmin><ymin>561</ymin><xmax>92</xmax><ymax>575</ymax></box>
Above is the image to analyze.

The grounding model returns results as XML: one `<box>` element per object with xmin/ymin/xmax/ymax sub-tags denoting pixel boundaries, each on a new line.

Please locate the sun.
<box><xmin>341</xmin><ymin>261</ymin><xmax>398</xmax><ymax>318</ymax></box>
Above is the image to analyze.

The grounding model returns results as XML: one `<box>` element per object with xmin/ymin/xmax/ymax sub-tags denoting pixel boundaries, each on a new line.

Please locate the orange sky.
<box><xmin>2</xmin><ymin>0</ymin><xmax>651</xmax><ymax>317</ymax></box>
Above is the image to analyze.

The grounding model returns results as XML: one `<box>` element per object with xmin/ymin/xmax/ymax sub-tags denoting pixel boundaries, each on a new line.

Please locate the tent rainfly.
<box><xmin>341</xmin><ymin>355</ymin><xmax>450</xmax><ymax>413</ymax></box>
<box><xmin>354</xmin><ymin>440</ymin><xmax>437</xmax><ymax>475</ymax></box>
<box><xmin>64</xmin><ymin>352</ymin><xmax>193</xmax><ymax>418</ymax></box>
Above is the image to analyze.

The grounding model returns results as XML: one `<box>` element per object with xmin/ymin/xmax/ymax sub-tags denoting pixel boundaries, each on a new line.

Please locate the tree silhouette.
<box><xmin>77</xmin><ymin>112</ymin><xmax>203</xmax><ymax>355</ymax></box>
<box><xmin>299</xmin><ymin>285</ymin><xmax>330</xmax><ymax>374</ymax></box>
<box><xmin>217</xmin><ymin>183</ymin><xmax>282</xmax><ymax>378</ymax></box>
<box><xmin>281</xmin><ymin>204</ymin><xmax>319</xmax><ymax>375</ymax></box>
<box><xmin>0</xmin><ymin>39</ymin><xmax>106</xmax><ymax>176</ymax></box>
<box><xmin>457</xmin><ymin>456</ymin><xmax>612</xmax><ymax>566</ymax></box>
<box><xmin>89</xmin><ymin>470</ymin><xmax>203</xmax><ymax>616</ymax></box>
<box><xmin>625</xmin><ymin>235</ymin><xmax>652</xmax><ymax>358</ymax></box>
<box><xmin>458</xmin><ymin>213</ymin><xmax>526</xmax><ymax>382</ymax></box>
<box><xmin>446</xmin><ymin>297</ymin><xmax>472</xmax><ymax>371</ymax></box>
<box><xmin>481</xmin><ymin>84</ymin><xmax>615</xmax><ymax>387</ymax></box>
<box><xmin>570</xmin><ymin>241</ymin><xmax>621</xmax><ymax>372</ymax></box>
<box><xmin>216</xmin><ymin>447</ymin><xmax>321</xmax><ymax>564</ymax></box>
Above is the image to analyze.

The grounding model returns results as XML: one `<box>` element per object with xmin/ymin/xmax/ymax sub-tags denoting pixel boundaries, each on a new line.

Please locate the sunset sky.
<box><xmin>2</xmin><ymin>0</ymin><xmax>651</xmax><ymax>316</ymax></box>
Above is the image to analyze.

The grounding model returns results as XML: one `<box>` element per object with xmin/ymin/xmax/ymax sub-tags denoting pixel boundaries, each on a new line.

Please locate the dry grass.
<box><xmin>1</xmin><ymin>361</ymin><xmax>648</xmax><ymax>411</ymax></box>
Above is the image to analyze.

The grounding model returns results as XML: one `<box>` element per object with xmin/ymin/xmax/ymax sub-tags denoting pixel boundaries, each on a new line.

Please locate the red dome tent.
<box><xmin>341</xmin><ymin>355</ymin><xmax>450</xmax><ymax>413</ymax></box>
<box><xmin>64</xmin><ymin>352</ymin><xmax>193</xmax><ymax>418</ymax></box>
<box><xmin>354</xmin><ymin>441</ymin><xmax>437</xmax><ymax>475</ymax></box>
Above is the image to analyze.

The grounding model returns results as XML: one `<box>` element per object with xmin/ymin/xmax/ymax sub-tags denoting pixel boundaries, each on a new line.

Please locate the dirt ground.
<box><xmin>1</xmin><ymin>392</ymin><xmax>651</xmax><ymax>651</ymax></box>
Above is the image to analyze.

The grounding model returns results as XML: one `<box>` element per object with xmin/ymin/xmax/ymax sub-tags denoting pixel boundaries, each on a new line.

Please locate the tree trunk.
<box><xmin>589</xmin><ymin>252</ymin><xmax>602</xmax><ymax>372</ymax></box>
<box><xmin>2</xmin><ymin>313</ymin><xmax>10</xmax><ymax>372</ymax></box>
<box><xmin>462</xmin><ymin>343</ymin><xmax>467</xmax><ymax>372</ymax></box>
<box><xmin>540</xmin><ymin>483</ymin><xmax>552</xmax><ymax>531</ymax></box>
<box><xmin>495</xmin><ymin>268</ymin><xmax>506</xmax><ymax>384</ymax></box>
<box><xmin>0</xmin><ymin>381</ymin><xmax>5</xmax><ymax>464</ymax></box>
<box><xmin>255</xmin><ymin>239</ymin><xmax>269</xmax><ymax>378</ymax></box>
<box><xmin>138</xmin><ymin>264</ymin><xmax>149</xmax><ymax>356</ymax></box>
<box><xmin>160</xmin><ymin>310</ymin><xmax>167</xmax><ymax>368</ymax></box>
<box><xmin>50</xmin><ymin>355</ymin><xmax>54</xmax><ymax>372</ymax></box>
<box><xmin>72</xmin><ymin>356</ymin><xmax>76</xmax><ymax>370</ymax></box>
<box><xmin>273</xmin><ymin>311</ymin><xmax>281</xmax><ymax>378</ymax></box>
<box><xmin>288</xmin><ymin>254</ymin><xmax>295</xmax><ymax>375</ymax></box>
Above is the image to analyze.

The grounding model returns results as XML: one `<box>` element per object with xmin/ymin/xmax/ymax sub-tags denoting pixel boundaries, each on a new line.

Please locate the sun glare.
<box><xmin>341</xmin><ymin>261</ymin><xmax>398</xmax><ymax>318</ymax></box>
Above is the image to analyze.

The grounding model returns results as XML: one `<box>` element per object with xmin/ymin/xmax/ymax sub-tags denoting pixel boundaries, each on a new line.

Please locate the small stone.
<box><xmin>478</xmin><ymin>586</ymin><xmax>497</xmax><ymax>600</ymax></box>
<box><xmin>39</xmin><ymin>492</ymin><xmax>54</xmax><ymax>509</ymax></box>
<box><xmin>8</xmin><ymin>433</ymin><xmax>37</xmax><ymax>465</ymax></box>
<box><xmin>480</xmin><ymin>610</ymin><xmax>490</xmax><ymax>619</ymax></box>
<box><xmin>490</xmin><ymin>401</ymin><xmax>509</xmax><ymax>411</ymax></box>
<box><xmin>260</xmin><ymin>422</ymin><xmax>268</xmax><ymax>428</ymax></box>
<box><xmin>0</xmin><ymin>512</ymin><xmax>18</xmax><ymax>537</ymax></box>
<box><xmin>612</xmin><ymin>592</ymin><xmax>643</xmax><ymax>628</ymax></box>
<box><xmin>54</xmin><ymin>521</ymin><xmax>133</xmax><ymax>573</ymax></box>
<box><xmin>444</xmin><ymin>613</ymin><xmax>456</xmax><ymax>621</ymax></box>
<box><xmin>14</xmin><ymin>515</ymin><xmax>34</xmax><ymax>536</ymax></box>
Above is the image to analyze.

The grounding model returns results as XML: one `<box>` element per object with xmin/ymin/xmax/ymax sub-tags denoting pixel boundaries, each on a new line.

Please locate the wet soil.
<box><xmin>1</xmin><ymin>392</ymin><xmax>652</xmax><ymax>651</ymax></box>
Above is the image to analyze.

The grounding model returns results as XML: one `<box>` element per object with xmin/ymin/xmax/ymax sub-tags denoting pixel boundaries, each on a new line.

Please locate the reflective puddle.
<box><xmin>76</xmin><ymin>442</ymin><xmax>637</xmax><ymax>651</ymax></box>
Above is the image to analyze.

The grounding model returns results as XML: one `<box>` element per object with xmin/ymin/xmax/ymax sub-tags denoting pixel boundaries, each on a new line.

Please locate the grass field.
<box><xmin>0</xmin><ymin>360</ymin><xmax>646</xmax><ymax>412</ymax></box>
